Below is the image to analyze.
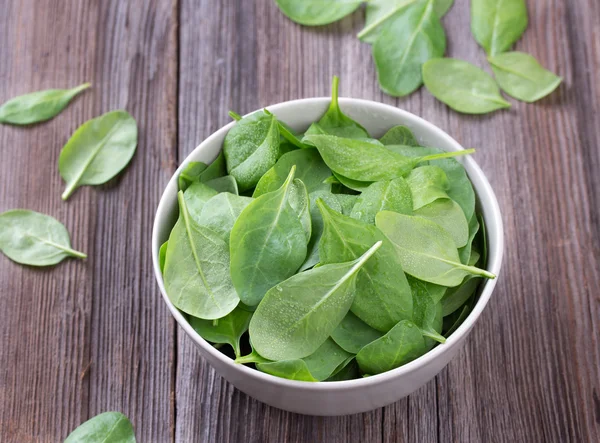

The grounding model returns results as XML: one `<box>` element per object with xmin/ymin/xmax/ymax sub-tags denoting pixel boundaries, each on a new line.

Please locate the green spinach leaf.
<box><xmin>230</xmin><ymin>167</ymin><xmax>308</xmax><ymax>306</ymax></box>
<box><xmin>356</xmin><ymin>320</ymin><xmax>427</xmax><ymax>375</ymax></box>
<box><xmin>224</xmin><ymin>111</ymin><xmax>280</xmax><ymax>192</ymax></box>
<box><xmin>197</xmin><ymin>193</ymin><xmax>252</xmax><ymax>242</ymax></box>
<box><xmin>59</xmin><ymin>110</ymin><xmax>138</xmax><ymax>200</ymax></box>
<box><xmin>198</xmin><ymin>152</ymin><xmax>227</xmax><ymax>183</ymax></box>
<box><xmin>183</xmin><ymin>181</ymin><xmax>219</xmax><ymax>223</ymax></box>
<box><xmin>257</xmin><ymin>359</ymin><xmax>319</xmax><ymax>382</ymax></box>
<box><xmin>304</xmin><ymin>76</ymin><xmax>369</xmax><ymax>139</ymax></box>
<box><xmin>423</xmin><ymin>58</ymin><xmax>511</xmax><ymax>114</ymax></box>
<box><xmin>164</xmin><ymin>192</ymin><xmax>239</xmax><ymax>319</ymax></box>
<box><xmin>326</xmin><ymin>358</ymin><xmax>359</xmax><ymax>381</ymax></box>
<box><xmin>409</xmin><ymin>277</ymin><xmax>445</xmax><ymax>345</ymax></box>
<box><xmin>406</xmin><ymin>165</ymin><xmax>450</xmax><ymax>209</ymax></box>
<box><xmin>178</xmin><ymin>161</ymin><xmax>208</xmax><ymax>191</ymax></box>
<box><xmin>0</xmin><ymin>209</ymin><xmax>86</xmax><ymax>266</ymax></box>
<box><xmin>380</xmin><ymin>125</ymin><xmax>420</xmax><ymax>146</ymax></box>
<box><xmin>190</xmin><ymin>307</ymin><xmax>252</xmax><ymax>358</ymax></box>
<box><xmin>305</xmin><ymin>134</ymin><xmax>474</xmax><ymax>182</ymax></box>
<box><xmin>331</xmin><ymin>311</ymin><xmax>384</xmax><ymax>354</ymax></box>
<box><xmin>458</xmin><ymin>212</ymin><xmax>480</xmax><ymax>264</ymax></box>
<box><xmin>335</xmin><ymin>194</ymin><xmax>359</xmax><ymax>216</ymax></box>
<box><xmin>0</xmin><ymin>83</ymin><xmax>90</xmax><ymax>125</ymax></box>
<box><xmin>319</xmin><ymin>200</ymin><xmax>413</xmax><ymax>331</ymax></box>
<box><xmin>350</xmin><ymin>178</ymin><xmax>413</xmax><ymax>225</ymax></box>
<box><xmin>375</xmin><ymin>211</ymin><xmax>495</xmax><ymax>286</ymax></box>
<box><xmin>471</xmin><ymin>0</ymin><xmax>528</xmax><ymax>56</ymax></box>
<box><xmin>373</xmin><ymin>0</ymin><xmax>446</xmax><ymax>97</ymax></box>
<box><xmin>159</xmin><ymin>241</ymin><xmax>168</xmax><ymax>274</ymax></box>
<box><xmin>488</xmin><ymin>51</ymin><xmax>562</xmax><ymax>102</ymax></box>
<box><xmin>248</xmin><ymin>241</ymin><xmax>381</xmax><ymax>360</ymax></box>
<box><xmin>64</xmin><ymin>411</ymin><xmax>135</xmax><ymax>443</ymax></box>
<box><xmin>414</xmin><ymin>199</ymin><xmax>469</xmax><ymax>248</ymax></box>
<box><xmin>441</xmin><ymin>276</ymin><xmax>480</xmax><ymax>316</ymax></box>
<box><xmin>204</xmin><ymin>175</ymin><xmax>239</xmax><ymax>194</ymax></box>
<box><xmin>275</xmin><ymin>0</ymin><xmax>363</xmax><ymax>26</ymax></box>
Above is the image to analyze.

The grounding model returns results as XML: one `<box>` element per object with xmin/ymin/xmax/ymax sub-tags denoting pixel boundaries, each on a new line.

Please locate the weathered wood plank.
<box><xmin>0</xmin><ymin>0</ymin><xmax>178</xmax><ymax>441</ymax></box>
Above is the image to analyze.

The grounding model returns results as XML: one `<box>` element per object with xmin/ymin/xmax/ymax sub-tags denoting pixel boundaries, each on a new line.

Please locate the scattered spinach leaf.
<box><xmin>0</xmin><ymin>209</ymin><xmax>86</xmax><ymax>266</ymax></box>
<box><xmin>423</xmin><ymin>58</ymin><xmax>511</xmax><ymax>114</ymax></box>
<box><xmin>64</xmin><ymin>411</ymin><xmax>136</xmax><ymax>443</ymax></box>
<box><xmin>0</xmin><ymin>83</ymin><xmax>90</xmax><ymax>125</ymax></box>
<box><xmin>275</xmin><ymin>0</ymin><xmax>363</xmax><ymax>26</ymax></box>
<box><xmin>471</xmin><ymin>0</ymin><xmax>528</xmax><ymax>56</ymax></box>
<box><xmin>488</xmin><ymin>51</ymin><xmax>562</xmax><ymax>103</ymax></box>
<box><xmin>59</xmin><ymin>110</ymin><xmax>138</xmax><ymax>200</ymax></box>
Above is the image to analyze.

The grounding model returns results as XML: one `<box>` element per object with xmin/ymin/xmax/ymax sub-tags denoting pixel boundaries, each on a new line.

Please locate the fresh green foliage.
<box><xmin>376</xmin><ymin>211</ymin><xmax>495</xmax><ymax>286</ymax></box>
<box><xmin>423</xmin><ymin>58</ymin><xmax>511</xmax><ymax>114</ymax></box>
<box><xmin>356</xmin><ymin>320</ymin><xmax>427</xmax><ymax>375</ymax></box>
<box><xmin>318</xmin><ymin>200</ymin><xmax>413</xmax><ymax>331</ymax></box>
<box><xmin>163</xmin><ymin>192</ymin><xmax>239</xmax><ymax>319</ymax></box>
<box><xmin>163</xmin><ymin>82</ymin><xmax>491</xmax><ymax>381</ymax></box>
<box><xmin>275</xmin><ymin>0</ymin><xmax>363</xmax><ymax>26</ymax></box>
<box><xmin>488</xmin><ymin>52</ymin><xmax>562</xmax><ymax>103</ymax></box>
<box><xmin>64</xmin><ymin>411</ymin><xmax>136</xmax><ymax>443</ymax></box>
<box><xmin>248</xmin><ymin>242</ymin><xmax>381</xmax><ymax>360</ymax></box>
<box><xmin>223</xmin><ymin>110</ymin><xmax>280</xmax><ymax>192</ymax></box>
<box><xmin>253</xmin><ymin>148</ymin><xmax>331</xmax><ymax>197</ymax></box>
<box><xmin>331</xmin><ymin>311</ymin><xmax>384</xmax><ymax>354</ymax></box>
<box><xmin>373</xmin><ymin>0</ymin><xmax>446</xmax><ymax>97</ymax></box>
<box><xmin>304</xmin><ymin>76</ymin><xmax>369</xmax><ymax>139</ymax></box>
<box><xmin>190</xmin><ymin>307</ymin><xmax>252</xmax><ymax>358</ymax></box>
<box><xmin>471</xmin><ymin>0</ymin><xmax>528</xmax><ymax>56</ymax></box>
<box><xmin>59</xmin><ymin>110</ymin><xmax>138</xmax><ymax>200</ymax></box>
<box><xmin>229</xmin><ymin>168</ymin><xmax>308</xmax><ymax>306</ymax></box>
<box><xmin>0</xmin><ymin>83</ymin><xmax>90</xmax><ymax>125</ymax></box>
<box><xmin>350</xmin><ymin>178</ymin><xmax>413</xmax><ymax>225</ymax></box>
<box><xmin>305</xmin><ymin>134</ymin><xmax>474</xmax><ymax>182</ymax></box>
<box><xmin>178</xmin><ymin>161</ymin><xmax>208</xmax><ymax>191</ymax></box>
<box><xmin>0</xmin><ymin>209</ymin><xmax>86</xmax><ymax>266</ymax></box>
<box><xmin>380</xmin><ymin>125</ymin><xmax>419</xmax><ymax>146</ymax></box>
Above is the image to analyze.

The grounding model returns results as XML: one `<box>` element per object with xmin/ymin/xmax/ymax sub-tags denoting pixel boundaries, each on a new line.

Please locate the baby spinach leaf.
<box><xmin>356</xmin><ymin>320</ymin><xmax>427</xmax><ymax>375</ymax></box>
<box><xmin>64</xmin><ymin>411</ymin><xmax>136</xmax><ymax>443</ymax></box>
<box><xmin>183</xmin><ymin>181</ymin><xmax>219</xmax><ymax>223</ymax></box>
<box><xmin>275</xmin><ymin>0</ymin><xmax>363</xmax><ymax>26</ymax></box>
<box><xmin>380</xmin><ymin>125</ymin><xmax>419</xmax><ymax>147</ymax></box>
<box><xmin>198</xmin><ymin>152</ymin><xmax>227</xmax><ymax>183</ymax></box>
<box><xmin>423</xmin><ymin>58</ymin><xmax>511</xmax><ymax>114</ymax></box>
<box><xmin>204</xmin><ymin>175</ymin><xmax>238</xmax><ymax>194</ymax></box>
<box><xmin>305</xmin><ymin>134</ymin><xmax>474</xmax><ymax>182</ymax></box>
<box><xmin>249</xmin><ymin>241</ymin><xmax>382</xmax><ymax>361</ymax></box>
<box><xmin>299</xmin><ymin>190</ymin><xmax>343</xmax><ymax>272</ymax></box>
<box><xmin>331</xmin><ymin>311</ymin><xmax>384</xmax><ymax>354</ymax></box>
<box><xmin>471</xmin><ymin>0</ymin><xmax>528</xmax><ymax>56</ymax></box>
<box><xmin>304</xmin><ymin>76</ymin><xmax>369</xmax><ymax>139</ymax></box>
<box><xmin>441</xmin><ymin>276</ymin><xmax>481</xmax><ymax>316</ymax></box>
<box><xmin>332</xmin><ymin>172</ymin><xmax>373</xmax><ymax>192</ymax></box>
<box><xmin>178</xmin><ymin>161</ymin><xmax>208</xmax><ymax>191</ymax></box>
<box><xmin>335</xmin><ymin>194</ymin><xmax>359</xmax><ymax>216</ymax></box>
<box><xmin>409</xmin><ymin>278</ymin><xmax>445</xmax><ymax>345</ymax></box>
<box><xmin>0</xmin><ymin>82</ymin><xmax>90</xmax><ymax>125</ymax></box>
<box><xmin>190</xmin><ymin>307</ymin><xmax>252</xmax><ymax>358</ymax></box>
<box><xmin>350</xmin><ymin>178</ymin><xmax>413</xmax><ymax>225</ymax></box>
<box><xmin>318</xmin><ymin>200</ymin><xmax>413</xmax><ymax>332</ymax></box>
<box><xmin>375</xmin><ymin>211</ymin><xmax>495</xmax><ymax>286</ymax></box>
<box><xmin>488</xmin><ymin>51</ymin><xmax>562</xmax><ymax>103</ymax></box>
<box><xmin>164</xmin><ymin>192</ymin><xmax>239</xmax><ymax>319</ymax></box>
<box><xmin>300</xmin><ymin>338</ymin><xmax>353</xmax><ymax>380</ymax></box>
<box><xmin>434</xmin><ymin>0</ymin><xmax>454</xmax><ymax>17</ymax></box>
<box><xmin>59</xmin><ymin>110</ymin><xmax>138</xmax><ymax>200</ymax></box>
<box><xmin>0</xmin><ymin>209</ymin><xmax>86</xmax><ymax>266</ymax></box>
<box><xmin>253</xmin><ymin>148</ymin><xmax>331</xmax><ymax>197</ymax></box>
<box><xmin>373</xmin><ymin>0</ymin><xmax>446</xmax><ymax>97</ymax></box>
<box><xmin>223</xmin><ymin>111</ymin><xmax>280</xmax><ymax>192</ymax></box>
<box><xmin>443</xmin><ymin>302</ymin><xmax>472</xmax><ymax>337</ymax></box>
<box><xmin>257</xmin><ymin>359</ymin><xmax>319</xmax><ymax>382</ymax></box>
<box><xmin>326</xmin><ymin>358</ymin><xmax>359</xmax><ymax>381</ymax></box>
<box><xmin>230</xmin><ymin>167</ymin><xmax>308</xmax><ymax>307</ymax></box>
<box><xmin>406</xmin><ymin>165</ymin><xmax>450</xmax><ymax>209</ymax></box>
<box><xmin>159</xmin><ymin>241</ymin><xmax>168</xmax><ymax>274</ymax></box>
<box><xmin>197</xmin><ymin>193</ymin><xmax>252</xmax><ymax>242</ymax></box>
<box><xmin>390</xmin><ymin>146</ymin><xmax>476</xmax><ymax>221</ymax></box>
<box><xmin>414</xmin><ymin>199</ymin><xmax>469</xmax><ymax>248</ymax></box>
<box><xmin>264</xmin><ymin>109</ymin><xmax>308</xmax><ymax>149</ymax></box>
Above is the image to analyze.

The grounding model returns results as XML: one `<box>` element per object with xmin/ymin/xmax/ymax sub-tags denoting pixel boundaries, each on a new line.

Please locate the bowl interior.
<box><xmin>152</xmin><ymin>97</ymin><xmax>504</xmax><ymax>388</ymax></box>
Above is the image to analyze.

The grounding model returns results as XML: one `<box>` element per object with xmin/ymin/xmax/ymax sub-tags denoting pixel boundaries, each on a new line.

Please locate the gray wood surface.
<box><xmin>1</xmin><ymin>0</ymin><xmax>598</xmax><ymax>442</ymax></box>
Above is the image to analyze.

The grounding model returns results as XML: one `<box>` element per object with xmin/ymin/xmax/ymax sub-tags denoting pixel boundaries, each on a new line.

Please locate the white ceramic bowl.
<box><xmin>152</xmin><ymin>98</ymin><xmax>504</xmax><ymax>416</ymax></box>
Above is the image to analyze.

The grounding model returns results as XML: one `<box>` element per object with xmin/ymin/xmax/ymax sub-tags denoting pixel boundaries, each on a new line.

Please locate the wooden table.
<box><xmin>1</xmin><ymin>1</ymin><xmax>598</xmax><ymax>441</ymax></box>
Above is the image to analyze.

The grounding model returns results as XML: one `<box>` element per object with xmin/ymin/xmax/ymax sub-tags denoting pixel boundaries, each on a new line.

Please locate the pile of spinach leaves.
<box><xmin>161</xmin><ymin>77</ymin><xmax>496</xmax><ymax>382</ymax></box>
<box><xmin>274</xmin><ymin>0</ymin><xmax>561</xmax><ymax>114</ymax></box>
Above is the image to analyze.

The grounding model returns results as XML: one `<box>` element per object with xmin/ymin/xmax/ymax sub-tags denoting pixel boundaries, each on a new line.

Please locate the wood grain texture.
<box><xmin>1</xmin><ymin>0</ymin><xmax>599</xmax><ymax>442</ymax></box>
<box><xmin>0</xmin><ymin>0</ymin><xmax>178</xmax><ymax>441</ymax></box>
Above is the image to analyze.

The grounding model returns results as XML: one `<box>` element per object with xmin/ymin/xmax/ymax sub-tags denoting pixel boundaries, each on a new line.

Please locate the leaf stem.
<box><xmin>61</xmin><ymin>181</ymin><xmax>78</xmax><ymax>200</ymax></box>
<box><xmin>229</xmin><ymin>111</ymin><xmax>242</xmax><ymax>121</ymax></box>
<box><xmin>422</xmin><ymin>148</ymin><xmax>475</xmax><ymax>162</ymax></box>
<box><xmin>330</xmin><ymin>76</ymin><xmax>340</xmax><ymax>110</ymax></box>
<box><xmin>235</xmin><ymin>351</ymin><xmax>270</xmax><ymax>365</ymax></box>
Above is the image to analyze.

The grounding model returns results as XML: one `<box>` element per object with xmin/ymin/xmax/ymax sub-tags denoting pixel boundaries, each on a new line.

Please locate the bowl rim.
<box><xmin>152</xmin><ymin>96</ymin><xmax>504</xmax><ymax>390</ymax></box>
